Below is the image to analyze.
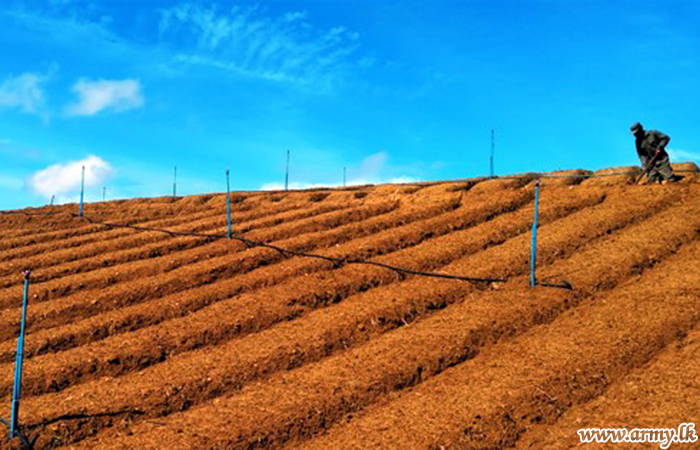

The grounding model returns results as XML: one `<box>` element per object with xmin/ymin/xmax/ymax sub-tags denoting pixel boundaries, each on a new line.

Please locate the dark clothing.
<box><xmin>635</xmin><ymin>130</ymin><xmax>670</xmax><ymax>159</ymax></box>
<box><xmin>640</xmin><ymin>153</ymin><xmax>675</xmax><ymax>182</ymax></box>
<box><xmin>635</xmin><ymin>129</ymin><xmax>675</xmax><ymax>182</ymax></box>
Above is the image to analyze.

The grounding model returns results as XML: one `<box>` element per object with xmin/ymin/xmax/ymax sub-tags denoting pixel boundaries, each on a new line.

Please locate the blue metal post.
<box><xmin>79</xmin><ymin>165</ymin><xmax>85</xmax><ymax>217</ymax></box>
<box><xmin>490</xmin><ymin>129</ymin><xmax>495</xmax><ymax>179</ymax></box>
<box><xmin>285</xmin><ymin>150</ymin><xmax>290</xmax><ymax>191</ymax></box>
<box><xmin>10</xmin><ymin>270</ymin><xmax>31</xmax><ymax>439</ymax></box>
<box><xmin>530</xmin><ymin>180</ymin><xmax>540</xmax><ymax>287</ymax></box>
<box><xmin>226</xmin><ymin>169</ymin><xmax>232</xmax><ymax>239</ymax></box>
<box><xmin>173</xmin><ymin>166</ymin><xmax>177</xmax><ymax>197</ymax></box>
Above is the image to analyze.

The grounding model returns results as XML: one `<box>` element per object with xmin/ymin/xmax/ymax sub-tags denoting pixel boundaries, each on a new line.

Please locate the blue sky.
<box><xmin>1</xmin><ymin>0</ymin><xmax>699</xmax><ymax>210</ymax></box>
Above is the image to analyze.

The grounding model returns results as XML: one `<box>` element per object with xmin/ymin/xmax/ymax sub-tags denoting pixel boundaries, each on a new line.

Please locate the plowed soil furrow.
<box><xmin>0</xmin><ymin>203</ymin><xmax>228</xmax><ymax>252</ymax></box>
<box><xmin>0</xmin><ymin>190</ymin><xmax>273</xmax><ymax>249</ymax></box>
<box><xmin>0</xmin><ymin>199</ymin><xmax>355</xmax><ymax>310</ymax></box>
<box><xmin>0</xmin><ymin>197</ymin><xmax>317</xmax><ymax>276</ymax></box>
<box><xmin>0</xmin><ymin>215</ymin><xmax>88</xmax><ymax>239</ymax></box>
<box><xmin>515</xmin><ymin>328</ymin><xmax>700</xmax><ymax>449</ymax></box>
<box><xmin>290</xmin><ymin>238</ymin><xmax>700</xmax><ymax>450</ymax></box>
<box><xmin>1</xmin><ymin>179</ymin><xmax>697</xmax><ymax>449</ymax></box>
<box><xmin>0</xmin><ymin>209</ymin><xmax>218</xmax><ymax>264</ymax></box>
<box><xmin>0</xmin><ymin>185</ymin><xmax>593</xmax><ymax>398</ymax></box>
<box><xmin>0</xmin><ymin>194</ymin><xmax>224</xmax><ymax>229</ymax></box>
<box><xmin>0</xmin><ymin>188</ymin><xmax>533</xmax><ymax>362</ymax></box>
<box><xmin>63</xmin><ymin>187</ymin><xmax>698</xmax><ymax>448</ymax></box>
<box><xmin>1</xmin><ymin>185</ymin><xmax>628</xmax><ymax>442</ymax></box>
<box><xmin>0</xmin><ymin>201</ymin><xmax>399</xmax><ymax>336</ymax></box>
<box><xmin>0</xmin><ymin>223</ymin><xmax>103</xmax><ymax>251</ymax></box>
<box><xmin>0</xmin><ymin>204</ymin><xmax>231</xmax><ymax>259</ymax></box>
<box><xmin>0</xmin><ymin>208</ymin><xmax>135</xmax><ymax>235</ymax></box>
<box><xmin>0</xmin><ymin>199</ymin><xmax>350</xmax><ymax>290</ymax></box>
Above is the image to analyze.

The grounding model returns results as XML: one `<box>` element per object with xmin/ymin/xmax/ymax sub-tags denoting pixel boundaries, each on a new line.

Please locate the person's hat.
<box><xmin>630</xmin><ymin>122</ymin><xmax>643</xmax><ymax>133</ymax></box>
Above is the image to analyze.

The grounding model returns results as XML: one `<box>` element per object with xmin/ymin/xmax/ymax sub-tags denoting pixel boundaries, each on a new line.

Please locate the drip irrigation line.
<box><xmin>76</xmin><ymin>213</ymin><xmax>509</xmax><ymax>285</ymax></box>
<box><xmin>0</xmin><ymin>417</ymin><xmax>36</xmax><ymax>449</ymax></box>
<box><xmin>535</xmin><ymin>280</ymin><xmax>574</xmax><ymax>290</ymax></box>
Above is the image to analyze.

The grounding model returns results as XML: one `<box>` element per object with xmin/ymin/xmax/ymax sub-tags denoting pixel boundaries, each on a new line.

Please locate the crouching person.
<box><xmin>630</xmin><ymin>122</ymin><xmax>680</xmax><ymax>184</ymax></box>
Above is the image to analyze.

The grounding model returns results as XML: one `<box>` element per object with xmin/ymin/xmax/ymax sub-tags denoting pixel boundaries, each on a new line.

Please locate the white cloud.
<box><xmin>158</xmin><ymin>3</ymin><xmax>361</xmax><ymax>90</ymax></box>
<box><xmin>28</xmin><ymin>155</ymin><xmax>113</xmax><ymax>200</ymax></box>
<box><xmin>668</xmin><ymin>148</ymin><xmax>700</xmax><ymax>163</ymax></box>
<box><xmin>356</xmin><ymin>152</ymin><xmax>388</xmax><ymax>180</ymax></box>
<box><xmin>259</xmin><ymin>151</ymin><xmax>419</xmax><ymax>191</ymax></box>
<box><xmin>260</xmin><ymin>181</ymin><xmax>333</xmax><ymax>191</ymax></box>
<box><xmin>66</xmin><ymin>79</ymin><xmax>144</xmax><ymax>116</ymax></box>
<box><xmin>0</xmin><ymin>72</ymin><xmax>49</xmax><ymax>115</ymax></box>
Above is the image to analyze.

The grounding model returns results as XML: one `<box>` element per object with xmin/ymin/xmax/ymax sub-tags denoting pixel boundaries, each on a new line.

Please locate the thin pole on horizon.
<box><xmin>490</xmin><ymin>129</ymin><xmax>495</xmax><ymax>179</ymax></box>
<box><xmin>343</xmin><ymin>167</ymin><xmax>346</xmax><ymax>188</ymax></box>
<box><xmin>530</xmin><ymin>180</ymin><xmax>540</xmax><ymax>287</ymax></box>
<box><xmin>285</xmin><ymin>149</ymin><xmax>290</xmax><ymax>191</ymax></box>
<box><xmin>226</xmin><ymin>169</ymin><xmax>232</xmax><ymax>240</ymax></box>
<box><xmin>173</xmin><ymin>166</ymin><xmax>177</xmax><ymax>197</ymax></box>
<box><xmin>102</xmin><ymin>187</ymin><xmax>106</xmax><ymax>202</ymax></box>
<box><xmin>79</xmin><ymin>165</ymin><xmax>85</xmax><ymax>217</ymax></box>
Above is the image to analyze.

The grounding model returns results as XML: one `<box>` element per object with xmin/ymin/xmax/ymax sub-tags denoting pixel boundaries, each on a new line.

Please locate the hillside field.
<box><xmin>1</xmin><ymin>165</ymin><xmax>699</xmax><ymax>449</ymax></box>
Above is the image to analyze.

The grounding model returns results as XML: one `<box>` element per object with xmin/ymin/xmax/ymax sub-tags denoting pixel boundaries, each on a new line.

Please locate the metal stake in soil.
<box><xmin>173</xmin><ymin>165</ymin><xmax>178</xmax><ymax>197</ymax></box>
<box><xmin>0</xmin><ymin>270</ymin><xmax>36</xmax><ymax>448</ymax></box>
<box><xmin>530</xmin><ymin>180</ymin><xmax>540</xmax><ymax>287</ymax></box>
<box><xmin>11</xmin><ymin>270</ymin><xmax>31</xmax><ymax>438</ymax></box>
<box><xmin>285</xmin><ymin>149</ymin><xmax>290</xmax><ymax>191</ymax></box>
<box><xmin>490</xmin><ymin>129</ymin><xmax>495</xmax><ymax>179</ymax></box>
<box><xmin>80</xmin><ymin>165</ymin><xmax>85</xmax><ymax>217</ymax></box>
<box><xmin>226</xmin><ymin>169</ymin><xmax>232</xmax><ymax>239</ymax></box>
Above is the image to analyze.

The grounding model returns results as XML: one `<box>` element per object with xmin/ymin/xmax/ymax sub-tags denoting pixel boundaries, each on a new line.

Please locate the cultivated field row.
<box><xmin>0</xmin><ymin>193</ymin><xmax>346</xmax><ymax>268</ymax></box>
<box><xmin>515</xmin><ymin>326</ymin><xmax>700</xmax><ymax>448</ymax></box>
<box><xmin>0</xmin><ymin>198</ymin><xmax>375</xmax><ymax>301</ymax></box>
<box><xmin>0</xmin><ymin>174</ymin><xmax>697</xmax><ymax>448</ymax></box>
<box><xmin>0</xmin><ymin>192</ymin><xmax>252</xmax><ymax>245</ymax></box>
<box><xmin>0</xmin><ymin>180</ymin><xmax>691</xmax><ymax>447</ymax></box>
<box><xmin>69</xmin><ymin>185</ymin><xmax>698</xmax><ymax>449</ymax></box>
<box><xmin>0</xmin><ymin>186</ymin><xmax>526</xmax><ymax>389</ymax></box>
<box><xmin>0</xmin><ymin>190</ymin><xmax>530</xmax><ymax>363</ymax></box>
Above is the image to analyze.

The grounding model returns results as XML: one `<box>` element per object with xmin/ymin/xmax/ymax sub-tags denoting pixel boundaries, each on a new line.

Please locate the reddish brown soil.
<box><xmin>0</xmin><ymin>170</ymin><xmax>698</xmax><ymax>449</ymax></box>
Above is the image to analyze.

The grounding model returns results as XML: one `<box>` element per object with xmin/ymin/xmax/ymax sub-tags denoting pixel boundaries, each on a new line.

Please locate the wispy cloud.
<box><xmin>668</xmin><ymin>148</ymin><xmax>700</xmax><ymax>163</ymax></box>
<box><xmin>66</xmin><ymin>79</ymin><xmax>144</xmax><ymax>116</ymax></box>
<box><xmin>27</xmin><ymin>155</ymin><xmax>113</xmax><ymax>201</ymax></box>
<box><xmin>158</xmin><ymin>3</ymin><xmax>362</xmax><ymax>91</ymax></box>
<box><xmin>0</xmin><ymin>71</ymin><xmax>50</xmax><ymax>116</ymax></box>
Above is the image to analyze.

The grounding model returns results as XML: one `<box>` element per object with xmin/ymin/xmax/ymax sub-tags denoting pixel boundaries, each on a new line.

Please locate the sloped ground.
<box><xmin>0</xmin><ymin>165</ymin><xmax>698</xmax><ymax>449</ymax></box>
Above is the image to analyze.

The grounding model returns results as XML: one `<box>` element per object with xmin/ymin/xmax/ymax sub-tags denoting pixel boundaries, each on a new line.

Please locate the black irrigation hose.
<box><xmin>0</xmin><ymin>417</ymin><xmax>36</xmax><ymax>449</ymax></box>
<box><xmin>78</xmin><ymin>213</ymin><xmax>509</xmax><ymax>285</ymax></box>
